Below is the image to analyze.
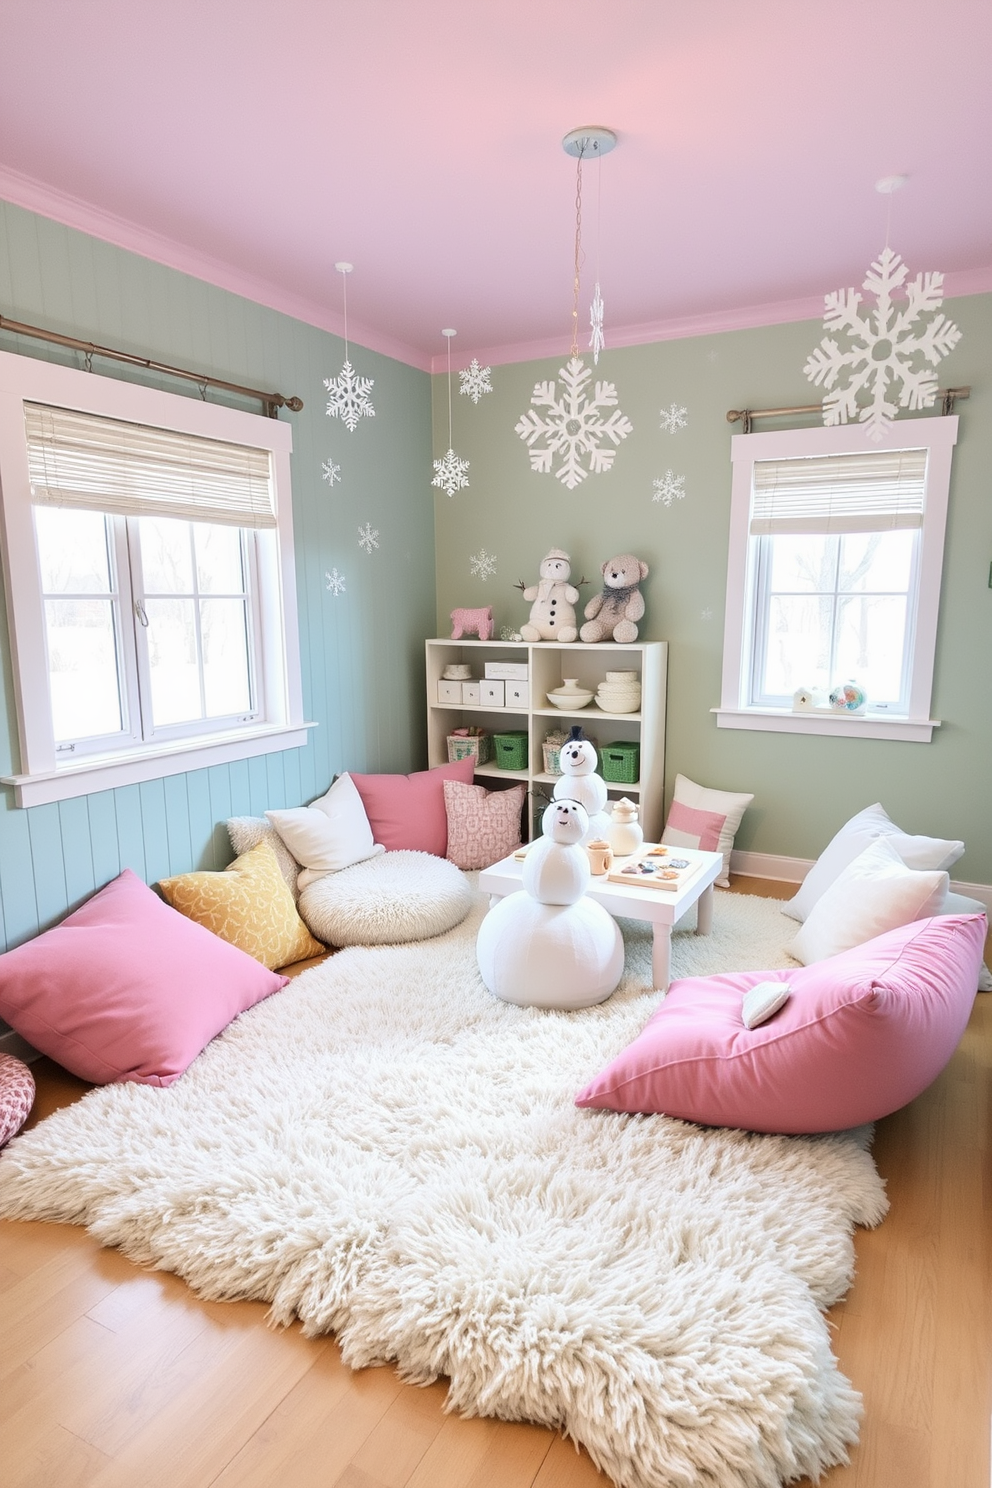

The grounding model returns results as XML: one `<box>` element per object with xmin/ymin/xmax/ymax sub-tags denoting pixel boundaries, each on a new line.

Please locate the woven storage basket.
<box><xmin>599</xmin><ymin>740</ymin><xmax>640</xmax><ymax>784</ymax></box>
<box><xmin>493</xmin><ymin>730</ymin><xmax>528</xmax><ymax>770</ymax></box>
<box><xmin>446</xmin><ymin>731</ymin><xmax>491</xmax><ymax>765</ymax></box>
<box><xmin>542</xmin><ymin>740</ymin><xmax>564</xmax><ymax>776</ymax></box>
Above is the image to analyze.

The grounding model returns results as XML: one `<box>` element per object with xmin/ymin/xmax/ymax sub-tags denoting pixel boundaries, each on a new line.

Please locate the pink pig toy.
<box><xmin>450</xmin><ymin>606</ymin><xmax>493</xmax><ymax>641</ymax></box>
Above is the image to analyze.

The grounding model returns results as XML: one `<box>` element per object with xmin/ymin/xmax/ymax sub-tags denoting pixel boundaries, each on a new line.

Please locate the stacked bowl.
<box><xmin>595</xmin><ymin>670</ymin><xmax>641</xmax><ymax>713</ymax></box>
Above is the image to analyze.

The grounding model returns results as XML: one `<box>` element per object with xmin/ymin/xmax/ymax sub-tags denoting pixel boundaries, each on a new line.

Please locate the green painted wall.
<box><xmin>0</xmin><ymin>199</ymin><xmax>434</xmax><ymax>952</ymax></box>
<box><xmin>433</xmin><ymin>298</ymin><xmax>992</xmax><ymax>882</ymax></box>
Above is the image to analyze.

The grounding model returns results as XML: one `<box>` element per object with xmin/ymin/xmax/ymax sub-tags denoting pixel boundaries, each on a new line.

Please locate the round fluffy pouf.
<box><xmin>298</xmin><ymin>850</ymin><xmax>473</xmax><ymax>947</ymax></box>
<box><xmin>477</xmin><ymin>892</ymin><xmax>624</xmax><ymax>1009</ymax></box>
<box><xmin>0</xmin><ymin>1053</ymin><xmax>36</xmax><ymax>1148</ymax></box>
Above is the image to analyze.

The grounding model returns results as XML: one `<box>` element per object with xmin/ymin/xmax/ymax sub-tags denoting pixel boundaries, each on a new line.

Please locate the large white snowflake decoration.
<box><xmin>459</xmin><ymin>358</ymin><xmax>493</xmax><ymax>404</ymax></box>
<box><xmin>358</xmin><ymin>523</ymin><xmax>379</xmax><ymax>553</ymax></box>
<box><xmin>321</xmin><ymin>457</ymin><xmax>341</xmax><ymax>487</ymax></box>
<box><xmin>324</xmin><ymin>360</ymin><xmax>375</xmax><ymax>433</ymax></box>
<box><xmin>325</xmin><ymin>567</ymin><xmax>346</xmax><ymax>596</ymax></box>
<box><xmin>432</xmin><ymin>447</ymin><xmax>470</xmax><ymax>497</ymax></box>
<box><xmin>652</xmin><ymin>470</ymin><xmax>686</xmax><ymax>507</ymax></box>
<box><xmin>804</xmin><ymin>247</ymin><xmax>962</xmax><ymax>441</ymax></box>
<box><xmin>469</xmin><ymin>548</ymin><xmax>497</xmax><ymax>581</ymax></box>
<box><xmin>659</xmin><ymin>403</ymin><xmax>689</xmax><ymax>433</ymax></box>
<box><xmin>589</xmin><ymin>283</ymin><xmax>605</xmax><ymax>364</ymax></box>
<box><xmin>515</xmin><ymin>356</ymin><xmax>633</xmax><ymax>490</ymax></box>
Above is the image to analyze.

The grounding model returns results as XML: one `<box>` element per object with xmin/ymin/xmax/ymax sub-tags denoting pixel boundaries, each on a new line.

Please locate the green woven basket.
<box><xmin>493</xmin><ymin>730</ymin><xmax>528</xmax><ymax>770</ymax></box>
<box><xmin>599</xmin><ymin>740</ymin><xmax>640</xmax><ymax>784</ymax></box>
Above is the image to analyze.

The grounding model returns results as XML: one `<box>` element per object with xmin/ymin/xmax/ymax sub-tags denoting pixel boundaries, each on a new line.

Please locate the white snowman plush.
<box><xmin>519</xmin><ymin>548</ymin><xmax>580</xmax><ymax>643</ymax></box>
<box><xmin>552</xmin><ymin>727</ymin><xmax>611</xmax><ymax>840</ymax></box>
<box><xmin>476</xmin><ymin>796</ymin><xmax>623</xmax><ymax>1009</ymax></box>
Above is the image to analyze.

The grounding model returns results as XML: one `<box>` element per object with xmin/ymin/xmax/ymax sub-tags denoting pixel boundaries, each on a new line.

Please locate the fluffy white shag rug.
<box><xmin>0</xmin><ymin>889</ymin><xmax>887</xmax><ymax>1488</ymax></box>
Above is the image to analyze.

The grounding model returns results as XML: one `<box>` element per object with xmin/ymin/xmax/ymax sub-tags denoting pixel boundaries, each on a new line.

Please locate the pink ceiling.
<box><xmin>0</xmin><ymin>0</ymin><xmax>990</xmax><ymax>373</ymax></box>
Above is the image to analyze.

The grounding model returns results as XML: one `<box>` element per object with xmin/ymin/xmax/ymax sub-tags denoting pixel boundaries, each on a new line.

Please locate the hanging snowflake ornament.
<box><xmin>469</xmin><ymin>548</ymin><xmax>497</xmax><ymax>581</ymax></box>
<box><xmin>432</xmin><ymin>447</ymin><xmax>470</xmax><ymax>497</ymax></box>
<box><xmin>358</xmin><ymin>523</ymin><xmax>379</xmax><ymax>553</ymax></box>
<box><xmin>589</xmin><ymin>283</ymin><xmax>605</xmax><ymax>364</ymax></box>
<box><xmin>321</xmin><ymin>457</ymin><xmax>341</xmax><ymax>487</ymax></box>
<box><xmin>516</xmin><ymin>356</ymin><xmax>632</xmax><ymax>490</ymax></box>
<box><xmin>652</xmin><ymin>470</ymin><xmax>686</xmax><ymax>507</ymax></box>
<box><xmin>804</xmin><ymin>246</ymin><xmax>961</xmax><ymax>441</ymax></box>
<box><xmin>325</xmin><ymin>567</ymin><xmax>346</xmax><ymax>596</ymax></box>
<box><xmin>459</xmin><ymin>358</ymin><xmax>493</xmax><ymax>404</ymax></box>
<box><xmin>659</xmin><ymin>403</ymin><xmax>689</xmax><ymax>433</ymax></box>
<box><xmin>325</xmin><ymin>360</ymin><xmax>375</xmax><ymax>433</ymax></box>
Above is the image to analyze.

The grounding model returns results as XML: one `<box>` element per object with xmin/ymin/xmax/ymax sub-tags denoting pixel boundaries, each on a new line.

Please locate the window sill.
<box><xmin>712</xmin><ymin>708</ymin><xmax>940</xmax><ymax>744</ymax></box>
<box><xmin>2</xmin><ymin>722</ymin><xmax>318</xmax><ymax>807</ymax></box>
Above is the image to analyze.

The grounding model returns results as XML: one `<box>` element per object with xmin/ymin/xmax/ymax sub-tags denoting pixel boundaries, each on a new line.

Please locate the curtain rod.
<box><xmin>726</xmin><ymin>388</ymin><xmax>969</xmax><ymax>435</ymax></box>
<box><xmin>0</xmin><ymin>312</ymin><xmax>304</xmax><ymax>419</ymax></box>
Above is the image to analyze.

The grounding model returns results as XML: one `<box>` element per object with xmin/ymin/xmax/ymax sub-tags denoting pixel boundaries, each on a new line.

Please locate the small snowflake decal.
<box><xmin>324</xmin><ymin>359</ymin><xmax>375</xmax><ymax>432</ymax></box>
<box><xmin>358</xmin><ymin>523</ymin><xmax>379</xmax><ymax>554</ymax></box>
<box><xmin>325</xmin><ymin>567</ymin><xmax>346</xmax><ymax>596</ymax></box>
<box><xmin>469</xmin><ymin>548</ymin><xmax>497</xmax><ymax>581</ymax></box>
<box><xmin>701</xmin><ymin>607</ymin><xmax>713</xmax><ymax>621</ymax></box>
<box><xmin>515</xmin><ymin>356</ymin><xmax>632</xmax><ymax>490</ymax></box>
<box><xmin>432</xmin><ymin>447</ymin><xmax>470</xmax><ymax>497</ymax></box>
<box><xmin>659</xmin><ymin>403</ymin><xmax>689</xmax><ymax>433</ymax></box>
<box><xmin>589</xmin><ymin>283</ymin><xmax>605</xmax><ymax>364</ymax></box>
<box><xmin>652</xmin><ymin>470</ymin><xmax>686</xmax><ymax>507</ymax></box>
<box><xmin>459</xmin><ymin>358</ymin><xmax>493</xmax><ymax>404</ymax></box>
<box><xmin>321</xmin><ymin>457</ymin><xmax>341</xmax><ymax>487</ymax></box>
<box><xmin>804</xmin><ymin>246</ymin><xmax>962</xmax><ymax>441</ymax></box>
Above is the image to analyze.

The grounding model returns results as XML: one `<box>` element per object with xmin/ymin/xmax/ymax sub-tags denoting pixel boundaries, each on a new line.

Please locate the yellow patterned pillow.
<box><xmin>158</xmin><ymin>840</ymin><xmax>325</xmax><ymax>971</ymax></box>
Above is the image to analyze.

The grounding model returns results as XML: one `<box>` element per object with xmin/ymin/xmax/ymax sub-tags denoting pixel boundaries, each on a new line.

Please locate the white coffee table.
<box><xmin>478</xmin><ymin>845</ymin><xmax>724</xmax><ymax>993</ymax></box>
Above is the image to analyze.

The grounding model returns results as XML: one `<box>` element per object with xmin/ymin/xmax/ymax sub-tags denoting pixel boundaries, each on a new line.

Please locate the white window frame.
<box><xmin>0</xmin><ymin>350</ymin><xmax>312</xmax><ymax>806</ymax></box>
<box><xmin>715</xmin><ymin>416</ymin><xmax>958</xmax><ymax>744</ymax></box>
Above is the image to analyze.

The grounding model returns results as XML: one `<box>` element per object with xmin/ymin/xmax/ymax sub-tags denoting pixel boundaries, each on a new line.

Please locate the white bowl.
<box><xmin>547</xmin><ymin>689</ymin><xmax>593</xmax><ymax>710</ymax></box>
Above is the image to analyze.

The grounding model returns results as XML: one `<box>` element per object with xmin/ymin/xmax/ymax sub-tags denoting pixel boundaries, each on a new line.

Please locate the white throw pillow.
<box><xmin>790</xmin><ymin>836</ymin><xmax>949</xmax><ymax>966</ymax></box>
<box><xmin>266</xmin><ymin>773</ymin><xmax>384</xmax><ymax>889</ymax></box>
<box><xmin>784</xmin><ymin>802</ymin><xmax>964</xmax><ymax>922</ymax></box>
<box><xmin>660</xmin><ymin>774</ymin><xmax>753</xmax><ymax>889</ymax></box>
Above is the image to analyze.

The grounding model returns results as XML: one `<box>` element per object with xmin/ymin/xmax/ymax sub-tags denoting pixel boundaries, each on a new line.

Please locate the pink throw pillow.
<box><xmin>575</xmin><ymin>914</ymin><xmax>986</xmax><ymax>1133</ymax></box>
<box><xmin>0</xmin><ymin>869</ymin><xmax>288</xmax><ymax>1087</ymax></box>
<box><xmin>351</xmin><ymin>758</ymin><xmax>475</xmax><ymax>856</ymax></box>
<box><xmin>444</xmin><ymin>780</ymin><xmax>526</xmax><ymax>870</ymax></box>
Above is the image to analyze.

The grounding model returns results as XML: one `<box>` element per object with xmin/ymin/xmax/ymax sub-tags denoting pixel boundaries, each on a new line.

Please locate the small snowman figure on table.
<box><xmin>552</xmin><ymin>726</ymin><xmax>612</xmax><ymax>842</ymax></box>
<box><xmin>476</xmin><ymin>797</ymin><xmax>624</xmax><ymax>1009</ymax></box>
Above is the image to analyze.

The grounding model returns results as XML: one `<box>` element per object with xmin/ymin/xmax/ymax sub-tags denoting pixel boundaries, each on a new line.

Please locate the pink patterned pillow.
<box><xmin>661</xmin><ymin>774</ymin><xmax>753</xmax><ymax>888</ymax></box>
<box><xmin>0</xmin><ymin>1053</ymin><xmax>36</xmax><ymax>1147</ymax></box>
<box><xmin>444</xmin><ymin>780</ymin><xmax>526</xmax><ymax>870</ymax></box>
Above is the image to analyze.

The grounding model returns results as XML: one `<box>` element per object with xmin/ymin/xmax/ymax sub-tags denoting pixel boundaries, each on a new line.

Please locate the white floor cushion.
<box><xmin>298</xmin><ymin>850</ymin><xmax>473</xmax><ymax>947</ymax></box>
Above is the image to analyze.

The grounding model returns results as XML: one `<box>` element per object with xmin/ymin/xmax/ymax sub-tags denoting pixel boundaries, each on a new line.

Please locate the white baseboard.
<box><xmin>731</xmin><ymin>849</ymin><xmax>992</xmax><ymax>914</ymax></box>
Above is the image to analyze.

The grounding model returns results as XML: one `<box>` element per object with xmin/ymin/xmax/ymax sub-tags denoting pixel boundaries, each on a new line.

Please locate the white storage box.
<box><xmin>484</xmin><ymin>661</ymin><xmax>529</xmax><ymax>680</ymax></box>
<box><xmin>461</xmin><ymin>681</ymin><xmax>481</xmax><ymax>704</ymax></box>
<box><xmin>437</xmin><ymin>680</ymin><xmax>462</xmax><ymax>703</ymax></box>
<box><xmin>505</xmin><ymin>680</ymin><xmax>529</xmax><ymax>708</ymax></box>
<box><xmin>481</xmin><ymin>679</ymin><xmax>505</xmax><ymax>706</ymax></box>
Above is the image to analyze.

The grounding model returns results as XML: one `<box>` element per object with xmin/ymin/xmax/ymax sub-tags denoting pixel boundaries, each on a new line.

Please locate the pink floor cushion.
<box><xmin>0</xmin><ymin>870</ymin><xmax>289</xmax><ymax>1087</ymax></box>
<box><xmin>575</xmin><ymin>913</ymin><xmax>986</xmax><ymax>1134</ymax></box>
<box><xmin>0</xmin><ymin>1053</ymin><xmax>36</xmax><ymax>1147</ymax></box>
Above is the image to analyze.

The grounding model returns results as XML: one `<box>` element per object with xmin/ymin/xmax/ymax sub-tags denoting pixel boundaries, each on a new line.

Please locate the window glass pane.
<box><xmin>45</xmin><ymin>598</ymin><xmax>123</xmax><ymax>741</ymax></box>
<box><xmin>139</xmin><ymin>516</ymin><xmax>194</xmax><ymax>594</ymax></box>
<box><xmin>201</xmin><ymin>599</ymin><xmax>251</xmax><ymax>716</ymax></box>
<box><xmin>838</xmin><ymin>531</ymin><xmax>914</xmax><ymax>593</ymax></box>
<box><xmin>760</xmin><ymin>595</ymin><xmax>834</xmax><ymax>697</ymax></box>
<box><xmin>767</xmin><ymin>534</ymin><xmax>837</xmax><ymax>594</ymax></box>
<box><xmin>195</xmin><ymin>524</ymin><xmax>245</xmax><ymax>595</ymax></box>
<box><xmin>835</xmin><ymin>595</ymin><xmax>908</xmax><ymax>703</ymax></box>
<box><xmin>145</xmin><ymin>597</ymin><xmax>202</xmax><ymax>726</ymax></box>
<box><xmin>35</xmin><ymin>506</ymin><xmax>113</xmax><ymax>594</ymax></box>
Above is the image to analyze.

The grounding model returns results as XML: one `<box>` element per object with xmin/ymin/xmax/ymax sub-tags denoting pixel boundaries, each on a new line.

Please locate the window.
<box><xmin>717</xmin><ymin>417</ymin><xmax>958</xmax><ymax>743</ymax></box>
<box><xmin>0</xmin><ymin>351</ymin><xmax>310</xmax><ymax>806</ymax></box>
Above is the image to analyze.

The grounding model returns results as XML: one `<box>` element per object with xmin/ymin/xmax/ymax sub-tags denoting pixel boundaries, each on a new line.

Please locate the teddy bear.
<box><xmin>518</xmin><ymin>548</ymin><xmax>579</xmax><ymax>643</ymax></box>
<box><xmin>580</xmin><ymin>553</ymin><xmax>649</xmax><ymax>643</ymax></box>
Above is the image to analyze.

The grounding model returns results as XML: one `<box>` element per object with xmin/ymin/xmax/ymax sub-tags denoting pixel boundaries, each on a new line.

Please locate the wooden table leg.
<box><xmin>652</xmin><ymin>924</ymin><xmax>672</xmax><ymax>992</ymax></box>
<box><xmin>696</xmin><ymin>883</ymin><xmax>714</xmax><ymax>936</ymax></box>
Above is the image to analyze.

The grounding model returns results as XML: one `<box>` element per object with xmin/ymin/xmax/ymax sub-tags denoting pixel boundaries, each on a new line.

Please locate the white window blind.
<box><xmin>750</xmin><ymin>447</ymin><xmax>928</xmax><ymax>535</ymax></box>
<box><xmin>24</xmin><ymin>403</ymin><xmax>276</xmax><ymax>529</ymax></box>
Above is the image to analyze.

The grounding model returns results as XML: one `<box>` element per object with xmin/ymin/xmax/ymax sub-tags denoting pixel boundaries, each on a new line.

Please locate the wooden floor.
<box><xmin>1</xmin><ymin>880</ymin><xmax>990</xmax><ymax>1488</ymax></box>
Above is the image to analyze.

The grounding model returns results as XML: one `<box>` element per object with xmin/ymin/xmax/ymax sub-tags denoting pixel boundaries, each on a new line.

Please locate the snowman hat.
<box><xmin>544</xmin><ymin>547</ymin><xmax>571</xmax><ymax>562</ymax></box>
<box><xmin>567</xmin><ymin>725</ymin><xmax>586</xmax><ymax>742</ymax></box>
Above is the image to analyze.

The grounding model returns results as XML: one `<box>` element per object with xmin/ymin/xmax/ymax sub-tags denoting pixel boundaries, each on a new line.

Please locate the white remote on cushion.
<box><xmin>742</xmin><ymin>981</ymin><xmax>792</xmax><ymax>1029</ymax></box>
